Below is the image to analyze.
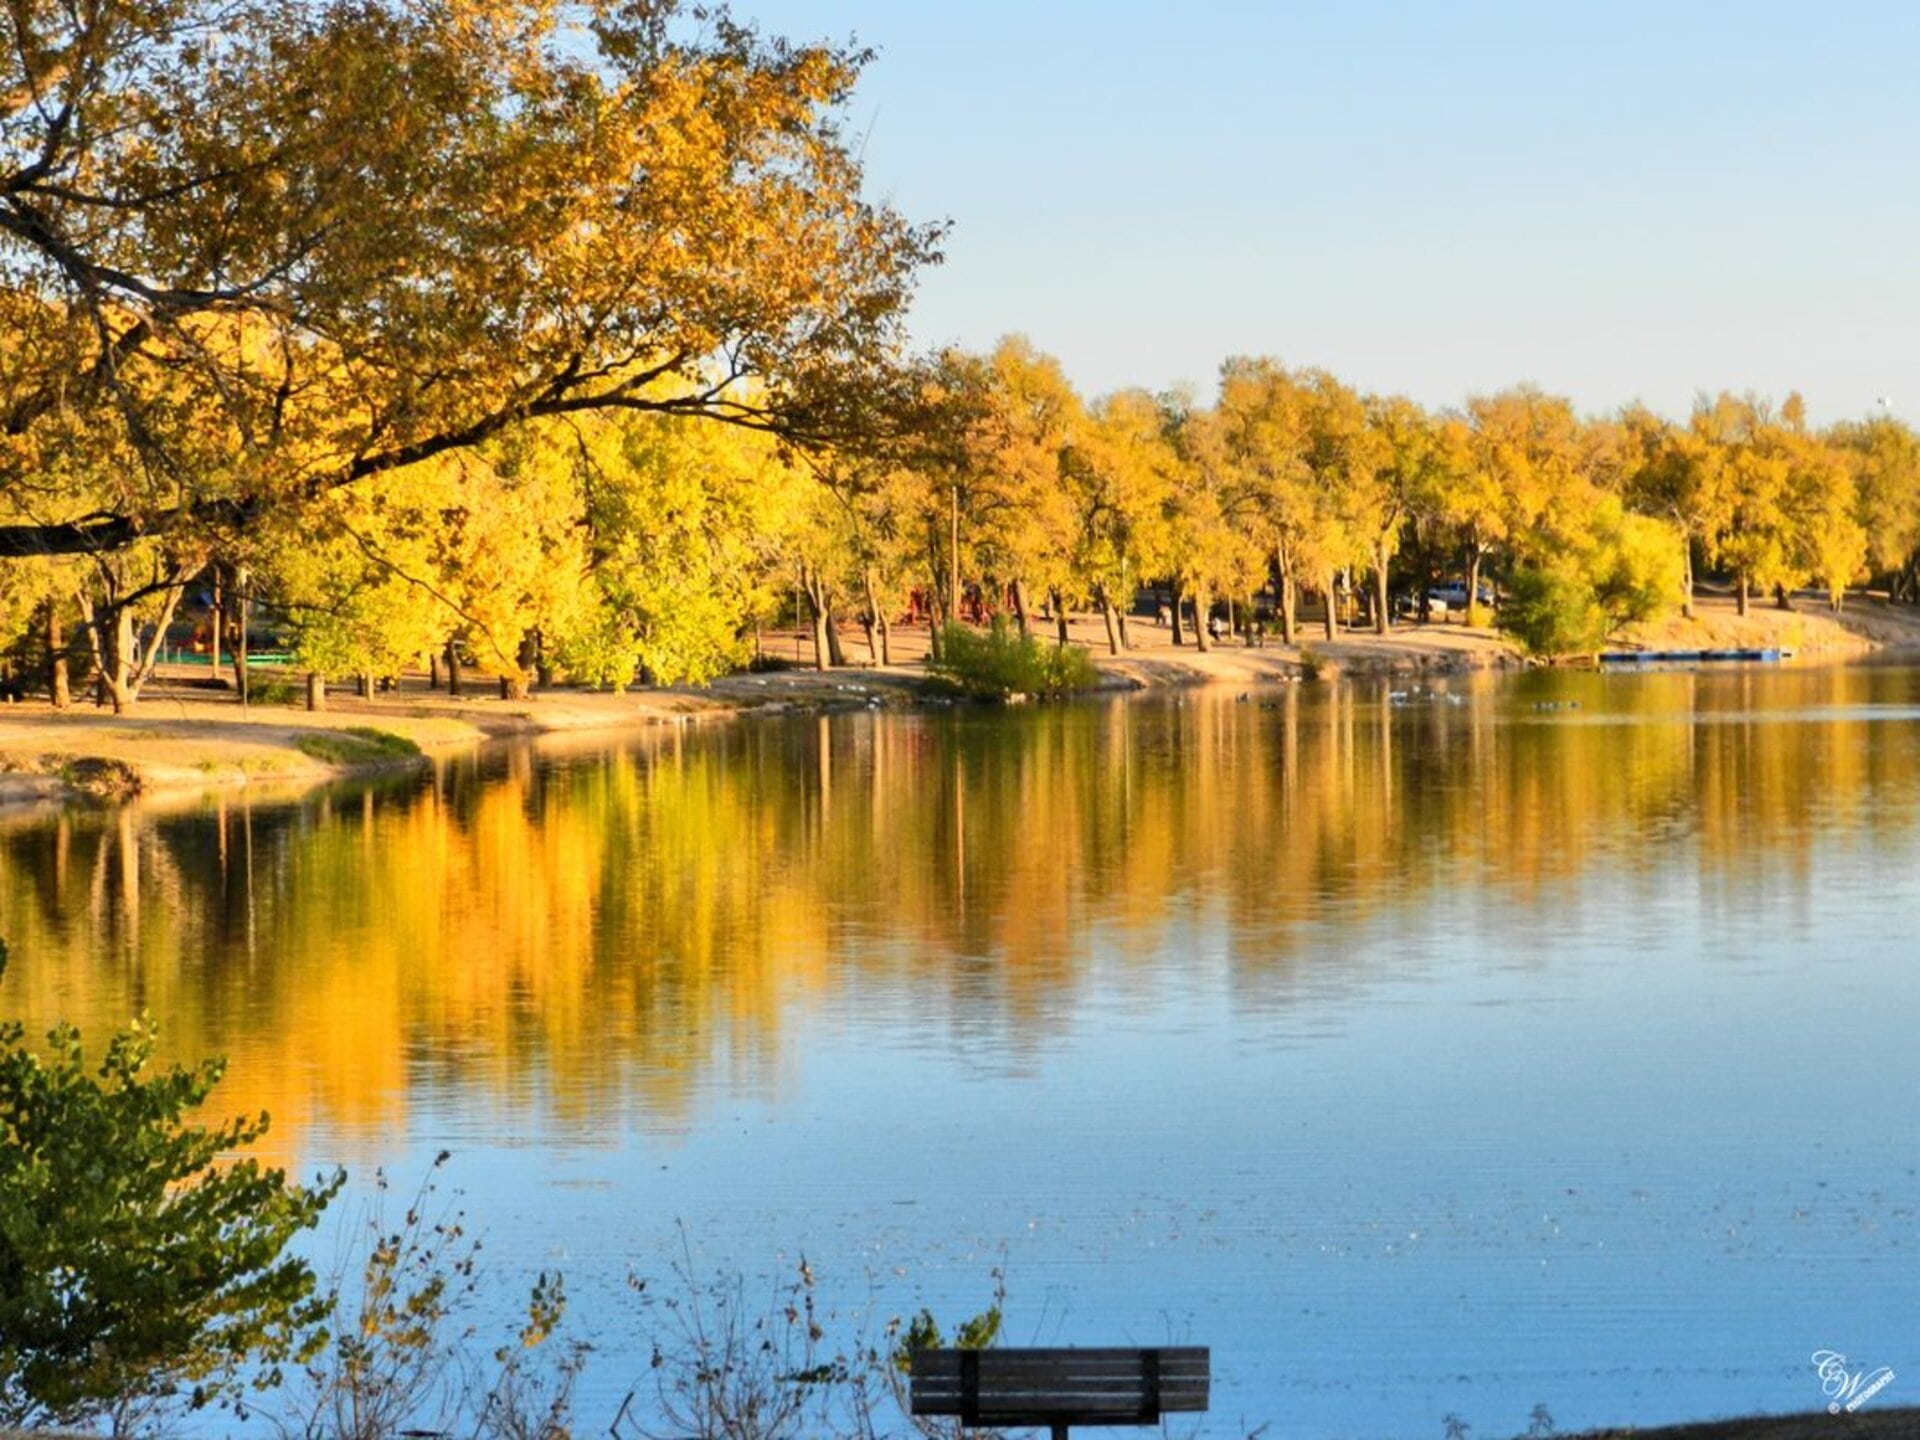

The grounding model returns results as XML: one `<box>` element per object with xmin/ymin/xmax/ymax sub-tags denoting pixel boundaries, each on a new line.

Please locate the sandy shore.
<box><xmin>4</xmin><ymin>594</ymin><xmax>1919</xmax><ymax>806</ymax></box>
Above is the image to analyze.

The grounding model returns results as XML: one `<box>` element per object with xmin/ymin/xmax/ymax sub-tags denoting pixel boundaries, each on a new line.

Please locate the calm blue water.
<box><xmin>3</xmin><ymin>665</ymin><xmax>1916</xmax><ymax>1436</ymax></box>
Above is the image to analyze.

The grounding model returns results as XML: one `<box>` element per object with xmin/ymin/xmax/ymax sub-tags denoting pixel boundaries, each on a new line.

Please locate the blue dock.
<box><xmin>1597</xmin><ymin>647</ymin><xmax>1786</xmax><ymax>666</ymax></box>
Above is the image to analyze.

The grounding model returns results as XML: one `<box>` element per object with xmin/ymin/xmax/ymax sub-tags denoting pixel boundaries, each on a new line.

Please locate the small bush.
<box><xmin>293</xmin><ymin>727</ymin><xmax>423</xmax><ymax>767</ymax></box>
<box><xmin>924</xmin><ymin>619</ymin><xmax>1100</xmax><ymax>700</ymax></box>
<box><xmin>1497</xmin><ymin>567</ymin><xmax>1608</xmax><ymax>657</ymax></box>
<box><xmin>57</xmin><ymin>755</ymin><xmax>143</xmax><ymax>799</ymax></box>
<box><xmin>0</xmin><ymin>940</ymin><xmax>340</xmax><ymax>1431</ymax></box>
<box><xmin>246</xmin><ymin>673</ymin><xmax>301</xmax><ymax>707</ymax></box>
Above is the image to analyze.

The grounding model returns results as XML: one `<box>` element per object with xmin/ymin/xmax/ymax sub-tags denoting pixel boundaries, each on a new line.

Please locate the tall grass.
<box><xmin>924</xmin><ymin>618</ymin><xmax>1100</xmax><ymax>700</ymax></box>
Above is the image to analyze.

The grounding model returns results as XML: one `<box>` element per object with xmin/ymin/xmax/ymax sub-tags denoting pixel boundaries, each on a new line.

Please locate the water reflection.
<box><xmin>5</xmin><ymin>665</ymin><xmax>1920</xmax><ymax>1165</ymax></box>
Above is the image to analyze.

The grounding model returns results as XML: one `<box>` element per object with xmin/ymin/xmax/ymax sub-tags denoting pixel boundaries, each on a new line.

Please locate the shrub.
<box><xmin>0</xmin><ymin>939</ymin><xmax>341</xmax><ymax>1431</ymax></box>
<box><xmin>247</xmin><ymin>673</ymin><xmax>302</xmax><ymax>707</ymax></box>
<box><xmin>924</xmin><ymin>619</ymin><xmax>1100</xmax><ymax>700</ymax></box>
<box><xmin>281</xmin><ymin>1156</ymin><xmax>584</xmax><ymax>1440</ymax></box>
<box><xmin>57</xmin><ymin>755</ymin><xmax>143</xmax><ymax>799</ymax></box>
<box><xmin>621</xmin><ymin>1242</ymin><xmax>1004</xmax><ymax>1440</ymax></box>
<box><xmin>1500</xmin><ymin>500</ymin><xmax>1685</xmax><ymax>657</ymax></box>
<box><xmin>1497</xmin><ymin>566</ymin><xmax>1608</xmax><ymax>657</ymax></box>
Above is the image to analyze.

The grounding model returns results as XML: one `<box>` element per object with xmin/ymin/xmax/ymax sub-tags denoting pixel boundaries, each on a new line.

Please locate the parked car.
<box><xmin>1396</xmin><ymin>591</ymin><xmax>1444</xmax><ymax>618</ymax></box>
<box><xmin>1428</xmin><ymin>582</ymin><xmax>1496</xmax><ymax>609</ymax></box>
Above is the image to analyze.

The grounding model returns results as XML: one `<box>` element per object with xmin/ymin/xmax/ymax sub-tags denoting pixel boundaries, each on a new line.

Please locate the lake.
<box><xmin>2</xmin><ymin>664</ymin><xmax>1916</xmax><ymax>1437</ymax></box>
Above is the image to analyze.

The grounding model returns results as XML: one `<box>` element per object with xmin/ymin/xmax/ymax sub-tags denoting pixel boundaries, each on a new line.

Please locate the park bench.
<box><xmin>910</xmin><ymin>1347</ymin><xmax>1209</xmax><ymax>1440</ymax></box>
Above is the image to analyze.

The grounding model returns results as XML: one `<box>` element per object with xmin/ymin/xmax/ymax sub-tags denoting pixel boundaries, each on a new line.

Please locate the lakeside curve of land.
<box><xmin>6</xmin><ymin>594</ymin><xmax>1920</xmax><ymax>810</ymax></box>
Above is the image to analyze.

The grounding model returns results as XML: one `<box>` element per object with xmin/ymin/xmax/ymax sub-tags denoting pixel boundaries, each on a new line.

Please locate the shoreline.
<box><xmin>1</xmin><ymin>1404</ymin><xmax>1912</xmax><ymax>1440</ymax></box>
<box><xmin>3</xmin><ymin>595</ymin><xmax>1917</xmax><ymax>808</ymax></box>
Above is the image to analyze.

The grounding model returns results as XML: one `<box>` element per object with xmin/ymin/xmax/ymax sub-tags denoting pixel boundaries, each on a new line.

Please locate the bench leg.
<box><xmin>1052</xmin><ymin>1426</ymin><xmax>1070</xmax><ymax>1440</ymax></box>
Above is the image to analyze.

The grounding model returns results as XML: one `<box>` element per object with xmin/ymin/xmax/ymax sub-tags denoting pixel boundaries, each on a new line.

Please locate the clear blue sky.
<box><xmin>739</xmin><ymin>0</ymin><xmax>1919</xmax><ymax>425</ymax></box>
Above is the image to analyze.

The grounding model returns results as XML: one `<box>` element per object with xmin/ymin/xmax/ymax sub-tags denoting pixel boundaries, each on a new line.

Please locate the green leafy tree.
<box><xmin>1833</xmin><ymin>412</ymin><xmax>1920</xmax><ymax>601</ymax></box>
<box><xmin>1163</xmin><ymin>400</ymin><xmax>1260</xmax><ymax>651</ymax></box>
<box><xmin>1359</xmin><ymin>394</ymin><xmax>1439</xmax><ymax>634</ymax></box>
<box><xmin>1789</xmin><ymin>430</ymin><xmax>1866</xmax><ymax>611</ymax></box>
<box><xmin>266</xmin><ymin>490</ymin><xmax>453</xmax><ymax>697</ymax></box>
<box><xmin>1615</xmin><ymin>404</ymin><xmax>1712</xmax><ymax>617</ymax></box>
<box><xmin>951</xmin><ymin>339</ymin><xmax>1085</xmax><ymax>639</ymax></box>
<box><xmin>1297</xmin><ymin>370</ymin><xmax>1376</xmax><ymax>640</ymax></box>
<box><xmin>1460</xmin><ymin>388</ymin><xmax>1585</xmax><ymax>626</ymax></box>
<box><xmin>1497</xmin><ymin>564</ymin><xmax>1607</xmax><ymax>656</ymax></box>
<box><xmin>1063</xmin><ymin>390</ymin><xmax>1174</xmax><ymax>654</ymax></box>
<box><xmin>0</xmin><ymin>940</ymin><xmax>341</xmax><ymax>1430</ymax></box>
<box><xmin>1499</xmin><ymin>496</ymin><xmax>1683</xmax><ymax>656</ymax></box>
<box><xmin>1214</xmin><ymin>358</ymin><xmax>1330</xmax><ymax>645</ymax></box>
<box><xmin>566</xmin><ymin>412</ymin><xmax>795</xmax><ymax>688</ymax></box>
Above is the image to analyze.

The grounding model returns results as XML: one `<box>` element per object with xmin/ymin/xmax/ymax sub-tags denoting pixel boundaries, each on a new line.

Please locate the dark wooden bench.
<box><xmin>910</xmin><ymin>1347</ymin><xmax>1209</xmax><ymax>1440</ymax></box>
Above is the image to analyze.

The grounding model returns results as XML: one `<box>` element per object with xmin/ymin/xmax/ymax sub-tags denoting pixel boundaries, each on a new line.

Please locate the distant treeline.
<box><xmin>7</xmin><ymin>339</ymin><xmax>1919</xmax><ymax>707</ymax></box>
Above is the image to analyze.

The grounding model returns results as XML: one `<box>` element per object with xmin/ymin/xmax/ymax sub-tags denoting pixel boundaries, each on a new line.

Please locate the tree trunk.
<box><xmin>307</xmin><ymin>672</ymin><xmax>327</xmax><ymax>711</ymax></box>
<box><xmin>799</xmin><ymin>564</ymin><xmax>838</xmax><ymax>671</ymax></box>
<box><xmin>1169</xmin><ymin>578</ymin><xmax>1185</xmax><ymax>646</ymax></box>
<box><xmin>501</xmin><ymin>671</ymin><xmax>531</xmax><ymax>700</ymax></box>
<box><xmin>1680</xmin><ymin>536</ymin><xmax>1696</xmax><ymax>620</ymax></box>
<box><xmin>520</xmin><ymin>633</ymin><xmax>541</xmax><ymax>690</ymax></box>
<box><xmin>862</xmin><ymin>567</ymin><xmax>892</xmax><ymax>666</ymax></box>
<box><xmin>1052</xmin><ymin>588</ymin><xmax>1070</xmax><ymax>647</ymax></box>
<box><xmin>947</xmin><ymin>483</ymin><xmax>961</xmax><ymax>626</ymax></box>
<box><xmin>44</xmin><ymin>601</ymin><xmax>70</xmax><ymax>709</ymax></box>
<box><xmin>445</xmin><ymin>642</ymin><xmax>464</xmax><ymax>697</ymax></box>
<box><xmin>358</xmin><ymin>671</ymin><xmax>374</xmax><ymax>699</ymax></box>
<box><xmin>925</xmin><ymin>538</ymin><xmax>950</xmax><ymax>662</ymax></box>
<box><xmin>209</xmin><ymin>571</ymin><xmax>222</xmax><ymax>677</ymax></box>
<box><xmin>76</xmin><ymin>575</ymin><xmax>189</xmax><ymax>715</ymax></box>
<box><xmin>1774</xmin><ymin>583</ymin><xmax>1793</xmax><ymax>612</ymax></box>
<box><xmin>228</xmin><ymin>578</ymin><xmax>250</xmax><ymax>703</ymax></box>
<box><xmin>106</xmin><ymin>608</ymin><xmax>136</xmax><ymax>714</ymax></box>
<box><xmin>1372</xmin><ymin>541</ymin><xmax>1391</xmax><ymax>635</ymax></box>
<box><xmin>1467</xmin><ymin>550</ymin><xmax>1487</xmax><ymax>628</ymax></box>
<box><xmin>1010</xmin><ymin>578</ymin><xmax>1033</xmax><ymax>640</ymax></box>
<box><xmin>1095</xmin><ymin>586</ymin><xmax>1123</xmax><ymax>655</ymax></box>
<box><xmin>429</xmin><ymin>651</ymin><xmax>441</xmax><ymax>690</ymax></box>
<box><xmin>1323</xmin><ymin>571</ymin><xmax>1338</xmax><ymax>642</ymax></box>
<box><xmin>1275</xmin><ymin>550</ymin><xmax>1297</xmax><ymax>646</ymax></box>
<box><xmin>531</xmin><ymin>630</ymin><xmax>554</xmax><ymax>688</ymax></box>
<box><xmin>824</xmin><ymin>607</ymin><xmax>848</xmax><ymax>667</ymax></box>
<box><xmin>1735</xmin><ymin>575</ymin><xmax>1750</xmax><ymax>616</ymax></box>
<box><xmin>1193</xmin><ymin>579</ymin><xmax>1212</xmax><ymax>653</ymax></box>
<box><xmin>809</xmin><ymin>600</ymin><xmax>830</xmax><ymax>671</ymax></box>
<box><xmin>84</xmin><ymin>607</ymin><xmax>138</xmax><ymax>715</ymax></box>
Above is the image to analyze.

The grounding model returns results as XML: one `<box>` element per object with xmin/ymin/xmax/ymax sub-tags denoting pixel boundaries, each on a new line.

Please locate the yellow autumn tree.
<box><xmin>0</xmin><ymin>0</ymin><xmax>939</xmax><ymax>570</ymax></box>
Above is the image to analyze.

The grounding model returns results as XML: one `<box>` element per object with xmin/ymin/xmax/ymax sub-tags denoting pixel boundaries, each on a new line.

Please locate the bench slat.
<box><xmin>910</xmin><ymin>1347</ymin><xmax>1210</xmax><ymax>1425</ymax></box>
